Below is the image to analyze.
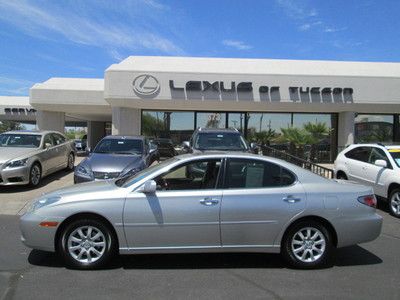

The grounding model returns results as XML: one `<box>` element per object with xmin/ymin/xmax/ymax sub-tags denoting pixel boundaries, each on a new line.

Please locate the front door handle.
<box><xmin>199</xmin><ymin>197</ymin><xmax>219</xmax><ymax>206</ymax></box>
<box><xmin>283</xmin><ymin>196</ymin><xmax>302</xmax><ymax>203</ymax></box>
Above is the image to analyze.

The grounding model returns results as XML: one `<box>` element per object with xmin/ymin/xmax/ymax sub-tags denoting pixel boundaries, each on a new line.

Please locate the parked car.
<box><xmin>21</xmin><ymin>152</ymin><xmax>381</xmax><ymax>270</ymax></box>
<box><xmin>182</xmin><ymin>127</ymin><xmax>257</xmax><ymax>153</ymax></box>
<box><xmin>151</xmin><ymin>138</ymin><xmax>177</xmax><ymax>158</ymax></box>
<box><xmin>74</xmin><ymin>135</ymin><xmax>158</xmax><ymax>183</ymax></box>
<box><xmin>74</xmin><ymin>134</ymin><xmax>87</xmax><ymax>152</ymax></box>
<box><xmin>0</xmin><ymin>130</ymin><xmax>75</xmax><ymax>186</ymax></box>
<box><xmin>334</xmin><ymin>143</ymin><xmax>400</xmax><ymax>217</ymax></box>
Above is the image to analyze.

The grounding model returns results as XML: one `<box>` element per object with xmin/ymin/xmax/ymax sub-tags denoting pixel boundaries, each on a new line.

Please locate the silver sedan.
<box><xmin>0</xmin><ymin>130</ymin><xmax>75</xmax><ymax>186</ymax></box>
<box><xmin>20</xmin><ymin>153</ymin><xmax>382</xmax><ymax>269</ymax></box>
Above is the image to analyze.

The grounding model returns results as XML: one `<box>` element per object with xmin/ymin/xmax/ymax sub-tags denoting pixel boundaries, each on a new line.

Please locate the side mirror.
<box><xmin>182</xmin><ymin>141</ymin><xmax>190</xmax><ymax>149</ymax></box>
<box><xmin>137</xmin><ymin>180</ymin><xmax>157</xmax><ymax>194</ymax></box>
<box><xmin>149</xmin><ymin>143</ymin><xmax>158</xmax><ymax>154</ymax></box>
<box><xmin>374</xmin><ymin>159</ymin><xmax>387</xmax><ymax>168</ymax></box>
<box><xmin>44</xmin><ymin>142</ymin><xmax>52</xmax><ymax>149</ymax></box>
<box><xmin>250</xmin><ymin>142</ymin><xmax>259</xmax><ymax>154</ymax></box>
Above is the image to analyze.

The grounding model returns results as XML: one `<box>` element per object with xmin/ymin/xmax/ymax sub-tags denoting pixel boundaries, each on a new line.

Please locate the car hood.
<box><xmin>84</xmin><ymin>153</ymin><xmax>144</xmax><ymax>173</ymax></box>
<box><xmin>44</xmin><ymin>180</ymin><xmax>119</xmax><ymax>199</ymax></box>
<box><xmin>0</xmin><ymin>147</ymin><xmax>38</xmax><ymax>164</ymax></box>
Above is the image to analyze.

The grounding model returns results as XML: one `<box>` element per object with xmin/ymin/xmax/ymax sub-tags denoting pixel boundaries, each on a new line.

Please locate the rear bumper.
<box><xmin>336</xmin><ymin>213</ymin><xmax>383</xmax><ymax>248</ymax></box>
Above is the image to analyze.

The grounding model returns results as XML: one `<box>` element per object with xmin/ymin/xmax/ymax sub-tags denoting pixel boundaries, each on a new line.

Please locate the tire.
<box><xmin>58</xmin><ymin>219</ymin><xmax>117</xmax><ymax>269</ymax></box>
<box><xmin>29</xmin><ymin>163</ymin><xmax>42</xmax><ymax>187</ymax></box>
<box><xmin>282</xmin><ymin>220</ymin><xmax>334</xmax><ymax>269</ymax></box>
<box><xmin>66</xmin><ymin>152</ymin><xmax>75</xmax><ymax>171</ymax></box>
<box><xmin>388</xmin><ymin>189</ymin><xmax>400</xmax><ymax>218</ymax></box>
<box><xmin>336</xmin><ymin>172</ymin><xmax>348</xmax><ymax>180</ymax></box>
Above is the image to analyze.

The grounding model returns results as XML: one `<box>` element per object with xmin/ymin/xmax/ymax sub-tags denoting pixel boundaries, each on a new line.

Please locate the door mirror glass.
<box><xmin>138</xmin><ymin>180</ymin><xmax>157</xmax><ymax>193</ymax></box>
<box><xmin>182</xmin><ymin>141</ymin><xmax>190</xmax><ymax>149</ymax></box>
<box><xmin>374</xmin><ymin>159</ymin><xmax>387</xmax><ymax>168</ymax></box>
<box><xmin>149</xmin><ymin>142</ymin><xmax>157</xmax><ymax>154</ymax></box>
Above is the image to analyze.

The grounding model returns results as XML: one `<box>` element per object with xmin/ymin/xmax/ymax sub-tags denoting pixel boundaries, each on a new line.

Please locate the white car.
<box><xmin>334</xmin><ymin>144</ymin><xmax>400</xmax><ymax>217</ymax></box>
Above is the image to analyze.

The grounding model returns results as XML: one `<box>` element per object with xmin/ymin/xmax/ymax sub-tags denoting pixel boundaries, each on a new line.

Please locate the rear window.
<box><xmin>194</xmin><ymin>132</ymin><xmax>248</xmax><ymax>151</ymax></box>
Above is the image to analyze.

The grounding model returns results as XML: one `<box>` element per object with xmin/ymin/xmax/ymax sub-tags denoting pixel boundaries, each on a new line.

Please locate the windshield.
<box><xmin>388</xmin><ymin>149</ymin><xmax>400</xmax><ymax>167</ymax></box>
<box><xmin>194</xmin><ymin>132</ymin><xmax>248</xmax><ymax>151</ymax></box>
<box><xmin>94</xmin><ymin>139</ymin><xmax>143</xmax><ymax>155</ymax></box>
<box><xmin>0</xmin><ymin>134</ymin><xmax>41</xmax><ymax>148</ymax></box>
<box><xmin>115</xmin><ymin>157</ymin><xmax>178</xmax><ymax>187</ymax></box>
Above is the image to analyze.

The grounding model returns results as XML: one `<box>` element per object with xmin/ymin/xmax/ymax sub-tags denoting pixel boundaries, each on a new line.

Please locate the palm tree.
<box><xmin>278</xmin><ymin>127</ymin><xmax>313</xmax><ymax>158</ymax></box>
<box><xmin>303</xmin><ymin>122</ymin><xmax>330</xmax><ymax>161</ymax></box>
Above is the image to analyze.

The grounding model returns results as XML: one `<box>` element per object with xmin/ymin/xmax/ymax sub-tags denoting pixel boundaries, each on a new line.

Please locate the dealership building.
<box><xmin>1</xmin><ymin>56</ymin><xmax>400</xmax><ymax>162</ymax></box>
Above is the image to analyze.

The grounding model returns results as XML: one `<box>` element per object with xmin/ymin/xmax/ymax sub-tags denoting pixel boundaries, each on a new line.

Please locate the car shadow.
<box><xmin>0</xmin><ymin>168</ymin><xmax>74</xmax><ymax>194</ymax></box>
<box><xmin>28</xmin><ymin>245</ymin><xmax>382</xmax><ymax>270</ymax></box>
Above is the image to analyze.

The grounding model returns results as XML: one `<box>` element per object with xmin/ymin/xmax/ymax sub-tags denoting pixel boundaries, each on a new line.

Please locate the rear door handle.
<box><xmin>283</xmin><ymin>196</ymin><xmax>302</xmax><ymax>203</ymax></box>
<box><xmin>199</xmin><ymin>197</ymin><xmax>219</xmax><ymax>206</ymax></box>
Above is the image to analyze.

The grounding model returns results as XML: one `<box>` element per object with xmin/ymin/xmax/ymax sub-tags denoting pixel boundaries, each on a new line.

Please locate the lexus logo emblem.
<box><xmin>132</xmin><ymin>74</ymin><xmax>160</xmax><ymax>97</ymax></box>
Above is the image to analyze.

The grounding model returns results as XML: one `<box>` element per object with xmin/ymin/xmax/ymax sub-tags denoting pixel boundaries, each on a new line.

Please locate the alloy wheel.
<box><xmin>390</xmin><ymin>192</ymin><xmax>400</xmax><ymax>216</ymax></box>
<box><xmin>30</xmin><ymin>165</ymin><xmax>41</xmax><ymax>186</ymax></box>
<box><xmin>67</xmin><ymin>226</ymin><xmax>106</xmax><ymax>264</ymax></box>
<box><xmin>291</xmin><ymin>227</ymin><xmax>326</xmax><ymax>263</ymax></box>
<box><xmin>68</xmin><ymin>153</ymin><xmax>75</xmax><ymax>169</ymax></box>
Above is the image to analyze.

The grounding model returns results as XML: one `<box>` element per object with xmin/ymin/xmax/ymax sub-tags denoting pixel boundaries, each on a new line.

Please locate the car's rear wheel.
<box><xmin>336</xmin><ymin>171</ymin><xmax>348</xmax><ymax>180</ymax></box>
<box><xmin>58</xmin><ymin>219</ymin><xmax>116</xmax><ymax>269</ymax></box>
<box><xmin>282</xmin><ymin>220</ymin><xmax>333</xmax><ymax>269</ymax></box>
<box><xmin>29</xmin><ymin>163</ymin><xmax>41</xmax><ymax>187</ymax></box>
<box><xmin>389</xmin><ymin>189</ymin><xmax>400</xmax><ymax>218</ymax></box>
<box><xmin>66</xmin><ymin>153</ymin><xmax>75</xmax><ymax>171</ymax></box>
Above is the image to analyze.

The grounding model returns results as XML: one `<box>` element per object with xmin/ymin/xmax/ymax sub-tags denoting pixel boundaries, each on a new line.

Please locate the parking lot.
<box><xmin>0</xmin><ymin>167</ymin><xmax>399</xmax><ymax>299</ymax></box>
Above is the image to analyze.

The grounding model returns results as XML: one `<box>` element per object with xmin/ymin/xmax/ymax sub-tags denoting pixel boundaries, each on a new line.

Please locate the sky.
<box><xmin>0</xmin><ymin>0</ymin><xmax>400</xmax><ymax>97</ymax></box>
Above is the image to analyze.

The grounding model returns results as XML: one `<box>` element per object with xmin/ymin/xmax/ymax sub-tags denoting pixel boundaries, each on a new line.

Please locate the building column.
<box><xmin>112</xmin><ymin>107</ymin><xmax>141</xmax><ymax>135</ymax></box>
<box><xmin>87</xmin><ymin>121</ymin><xmax>106</xmax><ymax>149</ymax></box>
<box><xmin>36</xmin><ymin>110</ymin><xmax>65</xmax><ymax>133</ymax></box>
<box><xmin>338</xmin><ymin>111</ymin><xmax>355</xmax><ymax>148</ymax></box>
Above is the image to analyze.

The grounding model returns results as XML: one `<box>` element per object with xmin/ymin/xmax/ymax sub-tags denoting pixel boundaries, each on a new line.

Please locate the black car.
<box><xmin>182</xmin><ymin>128</ymin><xmax>256</xmax><ymax>153</ymax></box>
<box><xmin>151</xmin><ymin>138</ymin><xmax>178</xmax><ymax>158</ymax></box>
<box><xmin>74</xmin><ymin>135</ymin><xmax>158</xmax><ymax>183</ymax></box>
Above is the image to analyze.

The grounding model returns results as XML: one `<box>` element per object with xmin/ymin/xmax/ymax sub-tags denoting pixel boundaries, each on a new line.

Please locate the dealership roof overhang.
<box><xmin>104</xmin><ymin>56</ymin><xmax>400</xmax><ymax>113</ymax></box>
<box><xmin>30</xmin><ymin>78</ymin><xmax>111</xmax><ymax>121</ymax></box>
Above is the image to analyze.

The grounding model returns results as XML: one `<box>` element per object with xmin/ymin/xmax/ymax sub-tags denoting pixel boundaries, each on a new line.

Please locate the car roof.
<box><xmin>2</xmin><ymin>130</ymin><xmax>60</xmax><ymax>135</ymax></box>
<box><xmin>102</xmin><ymin>135</ymin><xmax>145</xmax><ymax>140</ymax></box>
<box><xmin>195</xmin><ymin>127</ymin><xmax>240</xmax><ymax>133</ymax></box>
<box><xmin>347</xmin><ymin>143</ymin><xmax>400</xmax><ymax>149</ymax></box>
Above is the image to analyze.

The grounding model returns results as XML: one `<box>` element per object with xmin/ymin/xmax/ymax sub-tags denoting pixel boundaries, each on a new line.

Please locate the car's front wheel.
<box><xmin>58</xmin><ymin>219</ymin><xmax>117</xmax><ymax>269</ymax></box>
<box><xmin>29</xmin><ymin>163</ymin><xmax>41</xmax><ymax>187</ymax></box>
<box><xmin>282</xmin><ymin>220</ymin><xmax>334</xmax><ymax>269</ymax></box>
<box><xmin>389</xmin><ymin>189</ymin><xmax>400</xmax><ymax>218</ymax></box>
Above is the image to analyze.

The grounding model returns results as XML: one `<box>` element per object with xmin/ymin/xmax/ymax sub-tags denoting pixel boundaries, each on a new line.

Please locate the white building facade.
<box><xmin>2</xmin><ymin>56</ymin><xmax>400</xmax><ymax>162</ymax></box>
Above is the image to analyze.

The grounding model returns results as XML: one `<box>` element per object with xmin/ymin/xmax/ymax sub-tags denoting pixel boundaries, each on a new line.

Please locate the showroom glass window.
<box><xmin>196</xmin><ymin>112</ymin><xmax>227</xmax><ymax>129</ymax></box>
<box><xmin>246</xmin><ymin>113</ymin><xmax>292</xmax><ymax>145</ymax></box>
<box><xmin>142</xmin><ymin>111</ymin><xmax>195</xmax><ymax>144</ymax></box>
<box><xmin>355</xmin><ymin>114</ymin><xmax>394</xmax><ymax>143</ymax></box>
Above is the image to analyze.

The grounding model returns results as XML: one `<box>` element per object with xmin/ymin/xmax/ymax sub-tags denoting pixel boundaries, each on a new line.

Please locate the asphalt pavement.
<box><xmin>0</xmin><ymin>204</ymin><xmax>400</xmax><ymax>300</ymax></box>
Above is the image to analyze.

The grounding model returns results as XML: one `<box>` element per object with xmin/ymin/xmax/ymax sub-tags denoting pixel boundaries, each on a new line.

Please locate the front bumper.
<box><xmin>20</xmin><ymin>212</ymin><xmax>65</xmax><ymax>252</ymax></box>
<box><xmin>0</xmin><ymin>165</ymin><xmax>30</xmax><ymax>186</ymax></box>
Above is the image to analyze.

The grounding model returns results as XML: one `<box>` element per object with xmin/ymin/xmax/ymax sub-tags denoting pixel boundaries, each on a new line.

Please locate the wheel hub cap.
<box><xmin>291</xmin><ymin>227</ymin><xmax>326</xmax><ymax>263</ymax></box>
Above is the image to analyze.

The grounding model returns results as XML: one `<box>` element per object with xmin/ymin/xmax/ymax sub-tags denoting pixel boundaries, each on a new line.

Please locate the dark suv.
<box><xmin>182</xmin><ymin>128</ymin><xmax>256</xmax><ymax>153</ymax></box>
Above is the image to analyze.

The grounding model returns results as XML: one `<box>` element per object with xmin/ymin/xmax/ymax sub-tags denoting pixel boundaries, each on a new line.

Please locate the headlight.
<box><xmin>6</xmin><ymin>158</ymin><xmax>28</xmax><ymax>168</ymax></box>
<box><xmin>27</xmin><ymin>196</ymin><xmax>61</xmax><ymax>213</ymax></box>
<box><xmin>119</xmin><ymin>167</ymin><xmax>141</xmax><ymax>178</ymax></box>
<box><xmin>76</xmin><ymin>165</ymin><xmax>93</xmax><ymax>177</ymax></box>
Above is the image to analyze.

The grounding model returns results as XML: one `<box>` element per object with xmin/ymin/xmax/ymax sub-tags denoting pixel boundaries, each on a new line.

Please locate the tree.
<box><xmin>141</xmin><ymin>113</ymin><xmax>165</xmax><ymax>137</ymax></box>
<box><xmin>277</xmin><ymin>127</ymin><xmax>314</xmax><ymax>158</ymax></box>
<box><xmin>303</xmin><ymin>122</ymin><xmax>331</xmax><ymax>161</ymax></box>
<box><xmin>0</xmin><ymin>121</ymin><xmax>25</xmax><ymax>133</ymax></box>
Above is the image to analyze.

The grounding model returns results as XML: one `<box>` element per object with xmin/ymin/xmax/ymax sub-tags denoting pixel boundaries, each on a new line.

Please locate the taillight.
<box><xmin>357</xmin><ymin>195</ymin><xmax>377</xmax><ymax>208</ymax></box>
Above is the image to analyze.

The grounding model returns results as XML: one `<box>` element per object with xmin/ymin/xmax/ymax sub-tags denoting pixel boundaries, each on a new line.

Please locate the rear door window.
<box><xmin>344</xmin><ymin>147</ymin><xmax>371</xmax><ymax>162</ymax></box>
<box><xmin>224</xmin><ymin>158</ymin><xmax>295</xmax><ymax>189</ymax></box>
